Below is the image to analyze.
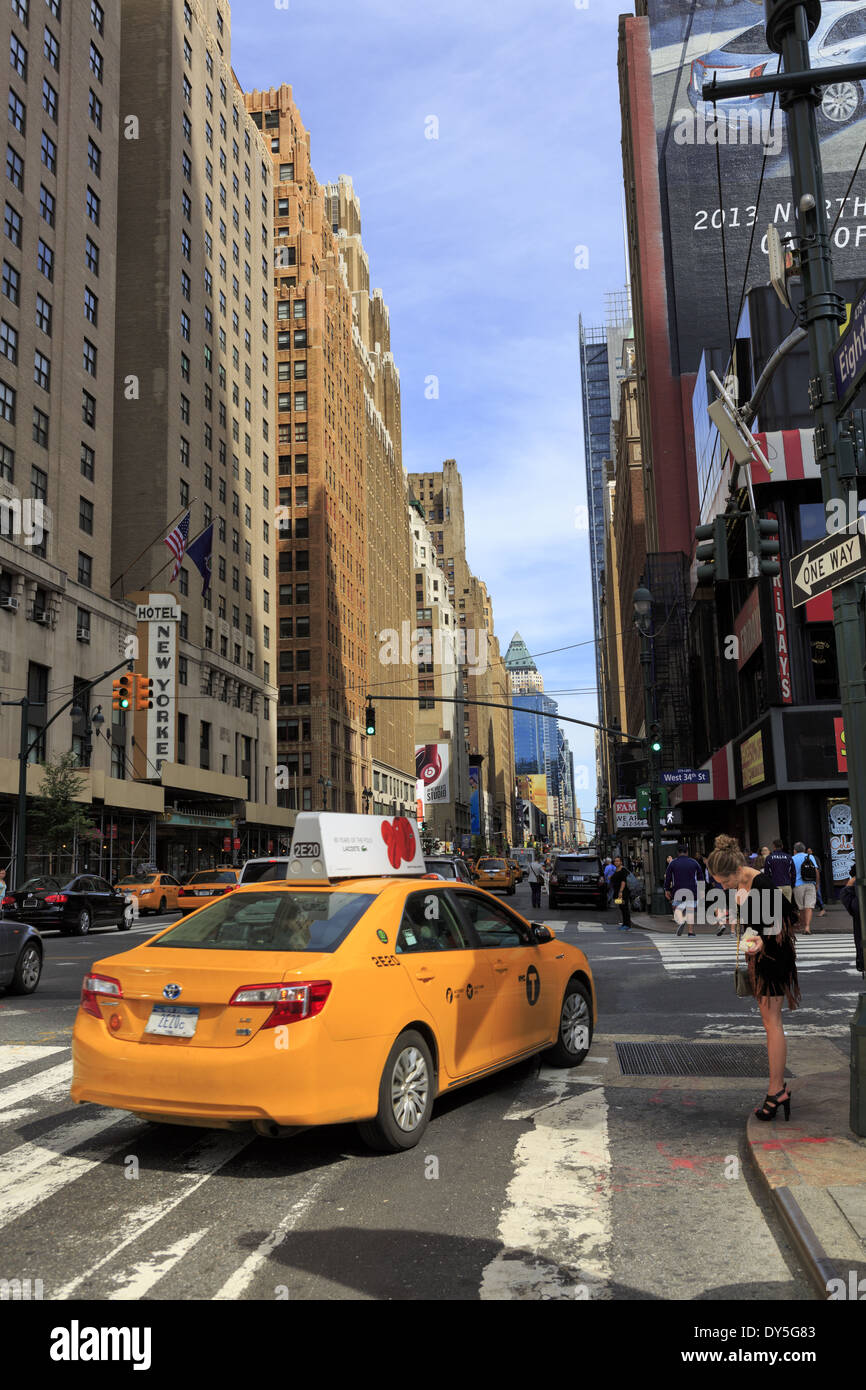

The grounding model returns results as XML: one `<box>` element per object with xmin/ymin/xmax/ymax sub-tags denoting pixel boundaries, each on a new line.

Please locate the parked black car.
<box><xmin>0</xmin><ymin>919</ymin><xmax>42</xmax><ymax>993</ymax></box>
<box><xmin>548</xmin><ymin>855</ymin><xmax>607</xmax><ymax>910</ymax></box>
<box><xmin>1</xmin><ymin>875</ymin><xmax>133</xmax><ymax>936</ymax></box>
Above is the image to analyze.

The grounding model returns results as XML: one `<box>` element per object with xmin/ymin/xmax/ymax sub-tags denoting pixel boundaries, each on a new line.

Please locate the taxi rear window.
<box><xmin>189</xmin><ymin>870</ymin><xmax>237</xmax><ymax>884</ymax></box>
<box><xmin>239</xmin><ymin>860</ymin><xmax>290</xmax><ymax>883</ymax></box>
<box><xmin>478</xmin><ymin>859</ymin><xmax>504</xmax><ymax>870</ymax></box>
<box><xmin>148</xmin><ymin>890</ymin><xmax>374</xmax><ymax>952</ymax></box>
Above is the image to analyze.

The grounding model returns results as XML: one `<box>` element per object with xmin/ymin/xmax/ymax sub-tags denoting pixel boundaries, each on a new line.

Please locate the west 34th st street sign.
<box><xmin>789</xmin><ymin>516</ymin><xmax>866</xmax><ymax>608</ymax></box>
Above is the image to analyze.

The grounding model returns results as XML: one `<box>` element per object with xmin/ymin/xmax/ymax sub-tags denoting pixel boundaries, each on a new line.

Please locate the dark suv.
<box><xmin>548</xmin><ymin>855</ymin><xmax>606</xmax><ymax>910</ymax></box>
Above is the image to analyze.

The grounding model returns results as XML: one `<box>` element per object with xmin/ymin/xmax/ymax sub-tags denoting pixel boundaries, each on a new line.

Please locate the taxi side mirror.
<box><xmin>530</xmin><ymin>924</ymin><xmax>553</xmax><ymax>944</ymax></box>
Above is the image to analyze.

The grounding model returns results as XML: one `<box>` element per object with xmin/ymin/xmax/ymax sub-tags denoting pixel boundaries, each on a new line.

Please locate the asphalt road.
<box><xmin>0</xmin><ymin>882</ymin><xmax>860</xmax><ymax>1301</ymax></box>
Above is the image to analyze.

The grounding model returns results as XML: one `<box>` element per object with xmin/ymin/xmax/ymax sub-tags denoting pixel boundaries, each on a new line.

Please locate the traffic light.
<box><xmin>745</xmin><ymin>513</ymin><xmax>781</xmax><ymax>578</ymax></box>
<box><xmin>694</xmin><ymin>515</ymin><xmax>729</xmax><ymax>584</ymax></box>
<box><xmin>649</xmin><ymin>722</ymin><xmax>662</xmax><ymax>754</ymax></box>
<box><xmin>365</xmin><ymin>704</ymin><xmax>376</xmax><ymax>736</ymax></box>
<box><xmin>135</xmin><ymin>675</ymin><xmax>153</xmax><ymax>711</ymax></box>
<box><xmin>112</xmin><ymin>675</ymin><xmax>133</xmax><ymax>711</ymax></box>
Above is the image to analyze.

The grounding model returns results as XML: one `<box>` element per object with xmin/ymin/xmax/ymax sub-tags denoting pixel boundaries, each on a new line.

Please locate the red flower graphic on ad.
<box><xmin>381</xmin><ymin>816</ymin><xmax>417</xmax><ymax>869</ymax></box>
<box><xmin>415</xmin><ymin>744</ymin><xmax>442</xmax><ymax>785</ymax></box>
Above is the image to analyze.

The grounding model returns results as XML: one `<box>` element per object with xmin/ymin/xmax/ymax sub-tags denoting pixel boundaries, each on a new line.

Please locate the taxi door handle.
<box><xmin>492</xmin><ymin>959</ymin><xmax>508</xmax><ymax>973</ymax></box>
<box><xmin>415</xmin><ymin>970</ymin><xmax>435</xmax><ymax>983</ymax></box>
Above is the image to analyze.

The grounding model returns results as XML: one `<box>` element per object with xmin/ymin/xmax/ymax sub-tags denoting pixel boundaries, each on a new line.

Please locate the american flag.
<box><xmin>164</xmin><ymin>511</ymin><xmax>191</xmax><ymax>580</ymax></box>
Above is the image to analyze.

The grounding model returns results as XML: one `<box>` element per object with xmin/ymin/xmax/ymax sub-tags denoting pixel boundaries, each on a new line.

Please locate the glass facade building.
<box><xmin>579</xmin><ymin>319</ymin><xmax>613</xmax><ymax>703</ymax></box>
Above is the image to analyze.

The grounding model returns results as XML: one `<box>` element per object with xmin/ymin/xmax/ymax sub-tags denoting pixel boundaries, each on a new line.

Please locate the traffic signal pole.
<box><xmin>706</xmin><ymin>0</ymin><xmax>866</xmax><ymax>1132</ymax></box>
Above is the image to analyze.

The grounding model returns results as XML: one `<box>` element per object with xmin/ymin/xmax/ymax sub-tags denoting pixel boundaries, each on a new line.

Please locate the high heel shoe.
<box><xmin>755</xmin><ymin>1088</ymin><xmax>791</xmax><ymax>1122</ymax></box>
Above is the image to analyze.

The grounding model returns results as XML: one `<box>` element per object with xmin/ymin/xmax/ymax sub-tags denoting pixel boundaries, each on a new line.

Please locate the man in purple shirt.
<box><xmin>763</xmin><ymin>839</ymin><xmax>796</xmax><ymax>902</ymax></box>
<box><xmin>664</xmin><ymin>845</ymin><xmax>705</xmax><ymax>937</ymax></box>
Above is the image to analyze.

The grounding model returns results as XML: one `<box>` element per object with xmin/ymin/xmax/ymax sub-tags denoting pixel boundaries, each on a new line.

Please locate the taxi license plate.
<box><xmin>145</xmin><ymin>1005</ymin><xmax>199</xmax><ymax>1038</ymax></box>
<box><xmin>195</xmin><ymin>889</ymin><xmax>211</xmax><ymax>896</ymax></box>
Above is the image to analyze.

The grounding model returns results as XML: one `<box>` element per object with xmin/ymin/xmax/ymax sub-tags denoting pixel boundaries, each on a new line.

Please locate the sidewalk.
<box><xmin>746</xmin><ymin>1065</ymin><xmax>866</xmax><ymax>1298</ymax></box>
<box><xmin>629</xmin><ymin>907</ymin><xmax>851</xmax><ymax>935</ymax></box>
<box><xmin>630</xmin><ymin>907</ymin><xmax>866</xmax><ymax>1296</ymax></box>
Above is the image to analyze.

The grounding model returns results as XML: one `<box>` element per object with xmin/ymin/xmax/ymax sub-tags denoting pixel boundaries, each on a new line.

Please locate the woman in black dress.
<box><xmin>707</xmin><ymin>834</ymin><xmax>801</xmax><ymax>1121</ymax></box>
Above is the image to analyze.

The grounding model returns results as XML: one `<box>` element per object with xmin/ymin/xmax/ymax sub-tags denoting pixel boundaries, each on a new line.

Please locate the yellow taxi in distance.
<box><xmin>472</xmin><ymin>856</ymin><xmax>516</xmax><ymax>896</ymax></box>
<box><xmin>71</xmin><ymin>813</ymin><xmax>596</xmax><ymax>1153</ymax></box>
<box><xmin>115</xmin><ymin>872</ymin><xmax>183</xmax><ymax>916</ymax></box>
<box><xmin>176</xmin><ymin>867</ymin><xmax>240</xmax><ymax>914</ymax></box>
<box><xmin>508</xmin><ymin>858</ymin><xmax>524</xmax><ymax>884</ymax></box>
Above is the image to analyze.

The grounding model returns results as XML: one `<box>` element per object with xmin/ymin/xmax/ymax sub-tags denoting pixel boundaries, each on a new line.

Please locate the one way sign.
<box><xmin>789</xmin><ymin>516</ymin><xmax>866</xmax><ymax>608</ymax></box>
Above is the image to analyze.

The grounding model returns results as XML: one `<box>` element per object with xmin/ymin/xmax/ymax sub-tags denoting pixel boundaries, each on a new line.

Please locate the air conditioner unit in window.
<box><xmin>0</xmin><ymin>595</ymin><xmax>18</xmax><ymax>610</ymax></box>
<box><xmin>32</xmin><ymin>609</ymin><xmax>50</xmax><ymax>626</ymax></box>
<box><xmin>76</xmin><ymin>626</ymin><xmax>90</xmax><ymax>642</ymax></box>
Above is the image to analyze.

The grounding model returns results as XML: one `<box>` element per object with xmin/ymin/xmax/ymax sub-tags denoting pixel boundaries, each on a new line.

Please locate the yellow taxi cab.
<box><xmin>472</xmin><ymin>856</ymin><xmax>516</xmax><ymax>896</ymax></box>
<box><xmin>175</xmin><ymin>866</ymin><xmax>241</xmax><ymax>914</ymax></box>
<box><xmin>508</xmin><ymin>858</ymin><xmax>524</xmax><ymax>884</ymax></box>
<box><xmin>115</xmin><ymin>871</ymin><xmax>183</xmax><ymax>916</ymax></box>
<box><xmin>71</xmin><ymin>813</ymin><xmax>596</xmax><ymax>1153</ymax></box>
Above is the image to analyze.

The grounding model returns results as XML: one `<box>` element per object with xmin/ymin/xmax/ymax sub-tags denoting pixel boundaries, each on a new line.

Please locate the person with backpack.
<box><xmin>764</xmin><ymin>840</ymin><xmax>796</xmax><ymax>903</ymax></box>
<box><xmin>664</xmin><ymin>844</ymin><xmax>705</xmax><ymax>937</ymax></box>
<box><xmin>807</xmin><ymin>847</ymin><xmax>826</xmax><ymax>917</ymax></box>
<box><xmin>839</xmin><ymin>866</ymin><xmax>864</xmax><ymax>976</ymax></box>
<box><xmin>792</xmin><ymin>841</ymin><xmax>818</xmax><ymax>934</ymax></box>
<box><xmin>603</xmin><ymin>857</ymin><xmax>616</xmax><ymax>907</ymax></box>
<box><xmin>527</xmin><ymin>853</ymin><xmax>545</xmax><ymax>910</ymax></box>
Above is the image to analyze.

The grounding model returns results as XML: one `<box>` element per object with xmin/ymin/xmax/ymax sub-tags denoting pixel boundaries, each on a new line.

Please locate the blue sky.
<box><xmin>231</xmin><ymin>0</ymin><xmax>628</xmax><ymax>837</ymax></box>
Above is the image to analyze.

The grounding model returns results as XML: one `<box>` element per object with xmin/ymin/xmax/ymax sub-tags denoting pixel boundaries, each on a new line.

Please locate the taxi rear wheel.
<box><xmin>358</xmin><ymin>1030</ymin><xmax>434</xmax><ymax>1153</ymax></box>
<box><xmin>545</xmin><ymin>980</ymin><xmax>593</xmax><ymax>1068</ymax></box>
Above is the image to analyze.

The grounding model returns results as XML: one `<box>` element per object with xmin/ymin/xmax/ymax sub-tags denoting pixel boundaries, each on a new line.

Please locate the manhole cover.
<box><xmin>615</xmin><ymin>1041</ymin><xmax>791</xmax><ymax>1078</ymax></box>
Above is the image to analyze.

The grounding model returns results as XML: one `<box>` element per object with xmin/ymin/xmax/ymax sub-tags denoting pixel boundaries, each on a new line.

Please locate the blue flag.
<box><xmin>186</xmin><ymin>523</ymin><xmax>213</xmax><ymax>594</ymax></box>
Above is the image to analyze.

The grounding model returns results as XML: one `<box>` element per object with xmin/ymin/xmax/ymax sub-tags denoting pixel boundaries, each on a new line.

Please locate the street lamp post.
<box><xmin>634</xmin><ymin>585</ymin><xmax>667</xmax><ymax>916</ymax></box>
<box><xmin>362</xmin><ymin>786</ymin><xmax>372</xmax><ymax>814</ymax></box>
<box><xmin>318</xmin><ymin>776</ymin><xmax>333</xmax><ymax>810</ymax></box>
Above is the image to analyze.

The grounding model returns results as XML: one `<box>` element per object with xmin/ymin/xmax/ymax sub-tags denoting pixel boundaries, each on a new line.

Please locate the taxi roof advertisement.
<box><xmin>289</xmin><ymin>812</ymin><xmax>425</xmax><ymax>878</ymax></box>
<box><xmin>643</xmin><ymin>0</ymin><xmax>866</xmax><ymax>373</ymax></box>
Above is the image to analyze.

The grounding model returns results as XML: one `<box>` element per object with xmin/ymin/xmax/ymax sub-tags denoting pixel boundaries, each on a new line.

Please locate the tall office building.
<box><xmin>0</xmin><ymin>0</ymin><xmax>137</xmax><ymax>871</ymax></box>
<box><xmin>407</xmin><ymin>460</ymin><xmax>514</xmax><ymax>849</ymax></box>
<box><xmin>323</xmin><ymin>174</ymin><xmax>415</xmax><ymax>817</ymax></box>
<box><xmin>503</xmin><ymin>632</ymin><xmax>543</xmax><ymax>694</ymax></box>
<box><xmin>112</xmin><ymin>0</ymin><xmax>287</xmax><ymax>871</ymax></box>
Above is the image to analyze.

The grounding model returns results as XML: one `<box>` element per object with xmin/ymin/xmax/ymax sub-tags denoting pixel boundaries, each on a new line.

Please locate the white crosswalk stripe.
<box><xmin>652</xmin><ymin>935</ymin><xmax>860</xmax><ymax>975</ymax></box>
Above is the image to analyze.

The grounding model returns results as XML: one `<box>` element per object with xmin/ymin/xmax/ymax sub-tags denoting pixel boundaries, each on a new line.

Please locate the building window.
<box><xmin>11</xmin><ymin>1</ymin><xmax>28</xmax><ymax>26</ymax></box>
<box><xmin>90</xmin><ymin>0</ymin><xmax>104</xmax><ymax>34</ymax></box>
<box><xmin>9</xmin><ymin>87</ymin><xmax>26</xmax><ymax>135</ymax></box>
<box><xmin>82</xmin><ymin>338</ymin><xmax>96</xmax><ymax>376</ymax></box>
<box><xmin>85</xmin><ymin>186</ymin><xmax>100</xmax><ymax>225</ymax></box>
<box><xmin>85</xmin><ymin>236</ymin><xmax>99</xmax><ymax>273</ymax></box>
<box><xmin>78</xmin><ymin>551</ymin><xmax>92</xmax><ymax>587</ymax></box>
<box><xmin>0</xmin><ymin>318</ymin><xmax>16</xmax><ymax>363</ymax></box>
<box><xmin>35</xmin><ymin>292</ymin><xmax>50</xmax><ymax>334</ymax></box>
<box><xmin>32</xmin><ymin>406</ymin><xmax>47</xmax><ymax>445</ymax></box>
<box><xmin>0</xmin><ymin>442</ymin><xmax>13</xmax><ymax>480</ymax></box>
<box><xmin>9</xmin><ymin>36</ymin><xmax>27</xmax><ymax>81</ymax></box>
<box><xmin>0</xmin><ymin>378</ymin><xmax>15</xmax><ymax>422</ymax></box>
<box><xmin>81</xmin><ymin>443</ymin><xmax>94</xmax><ymax>480</ymax></box>
<box><xmin>79</xmin><ymin>496</ymin><xmax>93</xmax><ymax>534</ymax></box>
<box><xmin>43</xmin><ymin>26</ymin><xmax>59</xmax><ymax>70</ymax></box>
<box><xmin>39</xmin><ymin>129</ymin><xmax>54</xmax><ymax>172</ymax></box>
<box><xmin>30</xmin><ymin>464</ymin><xmax>46</xmax><ymax>499</ymax></box>
<box><xmin>37</xmin><ymin>238</ymin><xmax>53</xmax><ymax>280</ymax></box>
<box><xmin>89</xmin><ymin>88</ymin><xmax>101</xmax><ymax>129</ymax></box>
<box><xmin>43</xmin><ymin>76</ymin><xmax>58</xmax><ymax>123</ymax></box>
<box><xmin>33</xmin><ymin>349</ymin><xmax>49</xmax><ymax>389</ymax></box>
<box><xmin>2</xmin><ymin>259</ymin><xmax>19</xmax><ymax>304</ymax></box>
<box><xmin>82</xmin><ymin>389</ymin><xmax>95</xmax><ymax>427</ymax></box>
<box><xmin>5</xmin><ymin>143</ymin><xmax>22</xmax><ymax>189</ymax></box>
<box><xmin>39</xmin><ymin>183</ymin><xmax>54</xmax><ymax>225</ymax></box>
<box><xmin>87</xmin><ymin>138</ymin><xmax>101</xmax><ymax>177</ymax></box>
<box><xmin>3</xmin><ymin>201</ymin><xmax>20</xmax><ymax>247</ymax></box>
<box><xmin>84</xmin><ymin>286</ymin><xmax>98</xmax><ymax>325</ymax></box>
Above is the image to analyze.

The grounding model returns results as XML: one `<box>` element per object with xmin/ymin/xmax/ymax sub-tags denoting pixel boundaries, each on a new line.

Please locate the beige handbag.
<box><xmin>734</xmin><ymin>906</ymin><xmax>754</xmax><ymax>997</ymax></box>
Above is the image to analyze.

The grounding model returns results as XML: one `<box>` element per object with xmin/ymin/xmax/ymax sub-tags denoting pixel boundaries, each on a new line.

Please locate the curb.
<box><xmin>744</xmin><ymin>1145</ymin><xmax>841</xmax><ymax>1300</ymax></box>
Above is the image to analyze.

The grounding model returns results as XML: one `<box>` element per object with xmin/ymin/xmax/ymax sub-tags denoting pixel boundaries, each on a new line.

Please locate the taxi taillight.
<box><xmin>228</xmin><ymin>981</ymin><xmax>331</xmax><ymax>1028</ymax></box>
<box><xmin>81</xmin><ymin>972</ymin><xmax>123</xmax><ymax>1019</ymax></box>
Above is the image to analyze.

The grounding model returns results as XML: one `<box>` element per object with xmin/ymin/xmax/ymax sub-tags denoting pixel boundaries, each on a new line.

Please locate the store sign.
<box><xmin>828</xmin><ymin>799</ymin><xmax>855</xmax><ymax>883</ymax></box>
<box><xmin>415</xmin><ymin>743</ymin><xmax>450</xmax><ymax>804</ymax></box>
<box><xmin>740</xmin><ymin>731</ymin><xmax>765</xmax><ymax>790</ymax></box>
<box><xmin>771</xmin><ymin>575</ymin><xmax>792</xmax><ymax>703</ymax></box>
<box><xmin>614</xmin><ymin>798</ymin><xmax>648</xmax><ymax>829</ymax></box>
<box><xmin>835</xmin><ymin>717</ymin><xmax>847</xmax><ymax>774</ymax></box>
<box><xmin>734</xmin><ymin>586</ymin><xmax>762</xmax><ymax>671</ymax></box>
<box><xmin>141</xmin><ymin>592</ymin><xmax>178</xmax><ymax>774</ymax></box>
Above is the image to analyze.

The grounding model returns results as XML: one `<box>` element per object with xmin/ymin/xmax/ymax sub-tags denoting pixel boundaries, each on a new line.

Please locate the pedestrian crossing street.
<box><xmin>652</xmin><ymin>933</ymin><xmax>861</xmax><ymax>976</ymax></box>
